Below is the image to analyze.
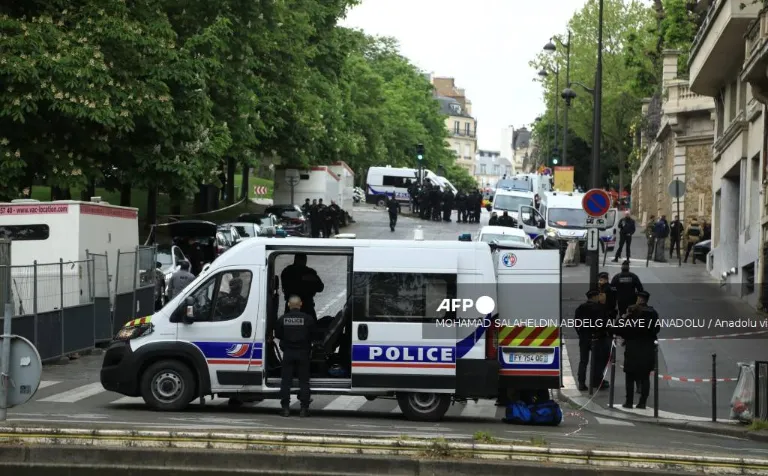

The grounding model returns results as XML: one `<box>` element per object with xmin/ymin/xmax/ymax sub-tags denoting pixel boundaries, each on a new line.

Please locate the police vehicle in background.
<box><xmin>101</xmin><ymin>236</ymin><xmax>562</xmax><ymax>422</ymax></box>
<box><xmin>365</xmin><ymin>166</ymin><xmax>447</xmax><ymax>207</ymax></box>
<box><xmin>517</xmin><ymin>191</ymin><xmax>617</xmax><ymax>259</ymax></box>
<box><xmin>490</xmin><ymin>188</ymin><xmax>534</xmax><ymax>224</ymax></box>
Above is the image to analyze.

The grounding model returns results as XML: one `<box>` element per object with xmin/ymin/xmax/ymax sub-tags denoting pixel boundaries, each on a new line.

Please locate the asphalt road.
<box><xmin>5</xmin><ymin>204</ymin><xmax>767</xmax><ymax>457</ymax></box>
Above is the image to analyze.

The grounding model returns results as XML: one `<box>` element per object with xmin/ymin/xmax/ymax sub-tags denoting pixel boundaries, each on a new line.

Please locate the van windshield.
<box><xmin>480</xmin><ymin>234</ymin><xmax>527</xmax><ymax>244</ymax></box>
<box><xmin>493</xmin><ymin>195</ymin><xmax>532</xmax><ymax>212</ymax></box>
<box><xmin>497</xmin><ymin>178</ymin><xmax>531</xmax><ymax>192</ymax></box>
<box><xmin>548</xmin><ymin>208</ymin><xmax>588</xmax><ymax>229</ymax></box>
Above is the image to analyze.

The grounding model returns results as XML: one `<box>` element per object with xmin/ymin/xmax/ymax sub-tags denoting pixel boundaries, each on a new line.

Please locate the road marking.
<box><xmin>111</xmin><ymin>396</ymin><xmax>144</xmax><ymax>405</ymax></box>
<box><xmin>459</xmin><ymin>399</ymin><xmax>497</xmax><ymax>418</ymax></box>
<box><xmin>595</xmin><ymin>417</ymin><xmax>635</xmax><ymax>426</ymax></box>
<box><xmin>323</xmin><ymin>396</ymin><xmax>367</xmax><ymax>412</ymax></box>
<box><xmin>38</xmin><ymin>381</ymin><xmax>60</xmax><ymax>389</ymax></box>
<box><xmin>39</xmin><ymin>383</ymin><xmax>105</xmax><ymax>403</ymax></box>
<box><xmin>255</xmin><ymin>399</ymin><xmax>299</xmax><ymax>410</ymax></box>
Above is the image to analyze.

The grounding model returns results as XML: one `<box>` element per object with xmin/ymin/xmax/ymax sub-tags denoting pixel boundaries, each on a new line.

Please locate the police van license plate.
<box><xmin>505</xmin><ymin>350</ymin><xmax>550</xmax><ymax>364</ymax></box>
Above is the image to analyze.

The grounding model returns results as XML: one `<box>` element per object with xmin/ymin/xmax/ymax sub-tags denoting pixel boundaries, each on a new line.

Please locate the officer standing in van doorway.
<box><xmin>610</xmin><ymin>260</ymin><xmax>644</xmax><ymax>318</ymax></box>
<box><xmin>275</xmin><ymin>295</ymin><xmax>317</xmax><ymax>417</ymax></box>
<box><xmin>167</xmin><ymin>261</ymin><xmax>195</xmax><ymax>300</ymax></box>
<box><xmin>281</xmin><ymin>253</ymin><xmax>325</xmax><ymax>319</ymax></box>
<box><xmin>387</xmin><ymin>195</ymin><xmax>401</xmax><ymax>232</ymax></box>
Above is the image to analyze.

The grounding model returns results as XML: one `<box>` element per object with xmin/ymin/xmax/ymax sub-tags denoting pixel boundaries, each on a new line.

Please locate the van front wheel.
<box><xmin>396</xmin><ymin>392</ymin><xmax>451</xmax><ymax>421</ymax></box>
<box><xmin>140</xmin><ymin>360</ymin><xmax>196</xmax><ymax>411</ymax></box>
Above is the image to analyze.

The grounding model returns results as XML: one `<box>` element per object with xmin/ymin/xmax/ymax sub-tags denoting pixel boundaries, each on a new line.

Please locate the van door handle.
<box><xmin>358</xmin><ymin>324</ymin><xmax>368</xmax><ymax>341</ymax></box>
<box><xmin>241</xmin><ymin>321</ymin><xmax>252</xmax><ymax>338</ymax></box>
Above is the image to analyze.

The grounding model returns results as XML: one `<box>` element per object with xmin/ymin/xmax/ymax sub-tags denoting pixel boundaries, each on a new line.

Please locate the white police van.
<box><xmin>517</xmin><ymin>191</ymin><xmax>617</xmax><ymax>257</ymax></box>
<box><xmin>491</xmin><ymin>188</ymin><xmax>534</xmax><ymax>223</ymax></box>
<box><xmin>365</xmin><ymin>166</ymin><xmax>445</xmax><ymax>206</ymax></box>
<box><xmin>101</xmin><ymin>237</ymin><xmax>562</xmax><ymax>421</ymax></box>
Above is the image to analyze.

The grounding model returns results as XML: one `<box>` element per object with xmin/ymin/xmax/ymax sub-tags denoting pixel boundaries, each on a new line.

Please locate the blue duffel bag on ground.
<box><xmin>504</xmin><ymin>400</ymin><xmax>563</xmax><ymax>426</ymax></box>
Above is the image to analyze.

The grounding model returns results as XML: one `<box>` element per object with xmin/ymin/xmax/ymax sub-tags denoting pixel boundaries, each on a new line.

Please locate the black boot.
<box><xmin>622</xmin><ymin>401</ymin><xmax>633</xmax><ymax>409</ymax></box>
<box><xmin>300</xmin><ymin>407</ymin><xmax>310</xmax><ymax>418</ymax></box>
<box><xmin>280</xmin><ymin>407</ymin><xmax>290</xmax><ymax>417</ymax></box>
<box><xmin>578</xmin><ymin>382</ymin><xmax>588</xmax><ymax>391</ymax></box>
<box><xmin>635</xmin><ymin>400</ymin><xmax>647</xmax><ymax>409</ymax></box>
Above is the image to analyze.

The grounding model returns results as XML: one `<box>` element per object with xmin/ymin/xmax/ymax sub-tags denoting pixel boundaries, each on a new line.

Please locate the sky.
<box><xmin>341</xmin><ymin>0</ymin><xmax>588</xmax><ymax>152</ymax></box>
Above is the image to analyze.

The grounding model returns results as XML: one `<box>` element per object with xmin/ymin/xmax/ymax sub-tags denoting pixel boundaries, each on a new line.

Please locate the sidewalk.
<box><xmin>560</xmin><ymin>228</ymin><xmax>768</xmax><ymax>432</ymax></box>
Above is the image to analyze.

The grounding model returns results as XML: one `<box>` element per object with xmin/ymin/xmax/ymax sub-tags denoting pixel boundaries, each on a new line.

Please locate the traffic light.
<box><xmin>416</xmin><ymin>143</ymin><xmax>424</xmax><ymax>161</ymax></box>
<box><xmin>551</xmin><ymin>147</ymin><xmax>559</xmax><ymax>166</ymax></box>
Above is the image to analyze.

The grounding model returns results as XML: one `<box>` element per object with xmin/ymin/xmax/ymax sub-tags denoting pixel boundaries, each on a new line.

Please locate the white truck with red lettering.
<box><xmin>0</xmin><ymin>198</ymin><xmax>139</xmax><ymax>312</ymax></box>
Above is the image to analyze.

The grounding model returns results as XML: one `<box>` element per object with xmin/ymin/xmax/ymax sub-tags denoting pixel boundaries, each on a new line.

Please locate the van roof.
<box><xmin>0</xmin><ymin>199</ymin><xmax>138</xmax><ymax>211</ymax></box>
<box><xmin>542</xmin><ymin>191</ymin><xmax>583</xmax><ymax>208</ymax></box>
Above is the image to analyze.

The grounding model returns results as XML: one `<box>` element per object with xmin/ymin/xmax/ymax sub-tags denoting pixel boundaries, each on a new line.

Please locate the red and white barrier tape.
<box><xmin>658</xmin><ymin>330</ymin><xmax>768</xmax><ymax>341</ymax></box>
<box><xmin>617</xmin><ymin>365</ymin><xmax>737</xmax><ymax>383</ymax></box>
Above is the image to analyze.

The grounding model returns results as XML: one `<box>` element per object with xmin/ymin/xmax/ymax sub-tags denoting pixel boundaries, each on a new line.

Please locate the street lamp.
<box><xmin>537</xmin><ymin>68</ymin><xmax>559</xmax><ymax>167</ymax></box>
<box><xmin>543</xmin><ymin>30</ymin><xmax>572</xmax><ymax>166</ymax></box>
<box><xmin>589</xmin><ymin>0</ymin><xmax>604</xmax><ymax>290</ymax></box>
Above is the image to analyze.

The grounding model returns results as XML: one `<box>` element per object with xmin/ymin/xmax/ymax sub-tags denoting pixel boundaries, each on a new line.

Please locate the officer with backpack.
<box><xmin>683</xmin><ymin>217</ymin><xmax>702</xmax><ymax>263</ymax></box>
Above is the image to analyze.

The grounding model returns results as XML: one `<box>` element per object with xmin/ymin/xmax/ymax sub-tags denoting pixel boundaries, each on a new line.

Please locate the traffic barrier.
<box><xmin>0</xmin><ymin>426</ymin><xmax>767</xmax><ymax>474</ymax></box>
<box><xmin>0</xmin><ymin>246</ymin><xmax>154</xmax><ymax>363</ymax></box>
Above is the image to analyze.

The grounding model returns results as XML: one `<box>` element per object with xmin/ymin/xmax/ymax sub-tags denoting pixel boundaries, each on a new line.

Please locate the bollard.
<box><xmin>653</xmin><ymin>341</ymin><xmax>659</xmax><ymax>418</ymax></box>
<box><xmin>712</xmin><ymin>353</ymin><xmax>717</xmax><ymax>422</ymax></box>
<box><xmin>608</xmin><ymin>338</ymin><xmax>616</xmax><ymax>408</ymax></box>
<box><xmin>588</xmin><ymin>338</ymin><xmax>596</xmax><ymax>397</ymax></box>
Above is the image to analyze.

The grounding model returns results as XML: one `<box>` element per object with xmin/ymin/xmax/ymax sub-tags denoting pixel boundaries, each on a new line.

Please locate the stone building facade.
<box><xmin>631</xmin><ymin>50</ymin><xmax>715</xmax><ymax>228</ymax></box>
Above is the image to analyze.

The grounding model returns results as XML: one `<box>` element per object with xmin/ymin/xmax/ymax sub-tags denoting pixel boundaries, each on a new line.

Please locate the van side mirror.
<box><xmin>537</xmin><ymin>219</ymin><xmax>545</xmax><ymax>229</ymax></box>
<box><xmin>179</xmin><ymin>296</ymin><xmax>195</xmax><ymax>324</ymax></box>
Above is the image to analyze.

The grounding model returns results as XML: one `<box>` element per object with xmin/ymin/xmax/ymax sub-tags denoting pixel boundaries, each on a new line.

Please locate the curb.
<box><xmin>557</xmin><ymin>388</ymin><xmax>768</xmax><ymax>443</ymax></box>
<box><xmin>0</xmin><ymin>426</ymin><xmax>767</xmax><ymax>474</ymax></box>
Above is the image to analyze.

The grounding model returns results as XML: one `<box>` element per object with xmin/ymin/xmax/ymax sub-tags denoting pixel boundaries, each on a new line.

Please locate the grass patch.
<box><xmin>472</xmin><ymin>431</ymin><xmax>499</xmax><ymax>444</ymax></box>
<box><xmin>420</xmin><ymin>437</ymin><xmax>456</xmax><ymax>459</ymax></box>
<box><xmin>528</xmin><ymin>436</ymin><xmax>548</xmax><ymax>446</ymax></box>
<box><xmin>748</xmin><ymin>420</ymin><xmax>768</xmax><ymax>432</ymax></box>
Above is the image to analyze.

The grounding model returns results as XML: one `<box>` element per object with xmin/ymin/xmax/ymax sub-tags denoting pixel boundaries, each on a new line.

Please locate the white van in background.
<box><xmin>516</xmin><ymin>191</ymin><xmax>617</xmax><ymax>255</ymax></box>
<box><xmin>365</xmin><ymin>166</ymin><xmax>445</xmax><ymax>206</ymax></box>
<box><xmin>491</xmin><ymin>189</ymin><xmax>534</xmax><ymax>223</ymax></box>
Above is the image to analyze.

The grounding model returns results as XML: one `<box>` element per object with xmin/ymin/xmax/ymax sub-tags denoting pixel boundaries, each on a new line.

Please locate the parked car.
<box><xmin>265</xmin><ymin>204</ymin><xmax>308</xmax><ymax>236</ymax></box>
<box><xmin>155</xmin><ymin>244</ymin><xmax>188</xmax><ymax>304</ymax></box>
<box><xmin>146</xmin><ymin>220</ymin><xmax>219</xmax><ymax>275</ymax></box>
<box><xmin>693</xmin><ymin>239</ymin><xmax>710</xmax><ymax>263</ymax></box>
<box><xmin>234</xmin><ymin>213</ymin><xmax>280</xmax><ymax>236</ymax></box>
<box><xmin>216</xmin><ymin>224</ymin><xmax>242</xmax><ymax>253</ymax></box>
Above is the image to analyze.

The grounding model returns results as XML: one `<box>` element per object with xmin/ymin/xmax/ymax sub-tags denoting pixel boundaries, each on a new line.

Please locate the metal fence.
<box><xmin>0</xmin><ymin>245</ymin><xmax>157</xmax><ymax>363</ymax></box>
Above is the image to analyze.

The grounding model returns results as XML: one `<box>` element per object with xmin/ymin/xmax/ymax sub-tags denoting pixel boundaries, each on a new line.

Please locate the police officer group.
<box><xmin>300</xmin><ymin>198</ymin><xmax>342</xmax><ymax>238</ymax></box>
<box><xmin>406</xmin><ymin>179</ymin><xmax>484</xmax><ymax>224</ymax></box>
<box><xmin>575</xmin><ymin>260</ymin><xmax>659</xmax><ymax>409</ymax></box>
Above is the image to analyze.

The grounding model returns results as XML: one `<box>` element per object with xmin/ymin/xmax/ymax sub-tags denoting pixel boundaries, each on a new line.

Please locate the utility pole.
<box><xmin>589</xmin><ymin>0</ymin><xmax>604</xmax><ymax>290</ymax></box>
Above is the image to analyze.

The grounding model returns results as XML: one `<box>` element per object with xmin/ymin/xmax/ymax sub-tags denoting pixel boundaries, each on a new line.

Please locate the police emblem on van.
<box><xmin>226</xmin><ymin>344</ymin><xmax>249</xmax><ymax>358</ymax></box>
<box><xmin>501</xmin><ymin>253</ymin><xmax>517</xmax><ymax>267</ymax></box>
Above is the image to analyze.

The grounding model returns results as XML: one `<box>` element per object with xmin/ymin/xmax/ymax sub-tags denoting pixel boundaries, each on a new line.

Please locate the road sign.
<box><xmin>586</xmin><ymin>228</ymin><xmax>599</xmax><ymax>251</ymax></box>
<box><xmin>0</xmin><ymin>335</ymin><xmax>42</xmax><ymax>408</ymax></box>
<box><xmin>585</xmin><ymin>216</ymin><xmax>606</xmax><ymax>228</ymax></box>
<box><xmin>582</xmin><ymin>189</ymin><xmax>612</xmax><ymax>217</ymax></box>
<box><xmin>253</xmin><ymin>186</ymin><xmax>268</xmax><ymax>195</ymax></box>
<box><xmin>668</xmin><ymin>178</ymin><xmax>686</xmax><ymax>199</ymax></box>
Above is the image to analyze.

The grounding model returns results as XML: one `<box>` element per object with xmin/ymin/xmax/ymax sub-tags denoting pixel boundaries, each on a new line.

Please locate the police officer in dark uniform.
<box><xmin>614</xmin><ymin>290</ymin><xmax>659</xmax><ymax>409</ymax></box>
<box><xmin>420</xmin><ymin>185</ymin><xmax>430</xmax><ymax>220</ymax></box>
<box><xmin>610</xmin><ymin>260</ymin><xmax>644</xmax><ymax>317</ymax></box>
<box><xmin>274</xmin><ymin>295</ymin><xmax>317</xmax><ymax>417</ymax></box>
<box><xmin>596</xmin><ymin>271</ymin><xmax>618</xmax><ymax>389</ymax></box>
<box><xmin>308</xmin><ymin>199</ymin><xmax>320</xmax><ymax>238</ymax></box>
<box><xmin>488</xmin><ymin>212</ymin><xmax>499</xmax><ymax>226</ymax></box>
<box><xmin>465</xmin><ymin>192</ymin><xmax>476</xmax><ymax>223</ymax></box>
<box><xmin>473</xmin><ymin>190</ymin><xmax>482</xmax><ymax>222</ymax></box>
<box><xmin>387</xmin><ymin>195</ymin><xmax>401</xmax><ymax>232</ymax></box>
<box><xmin>327</xmin><ymin>200</ymin><xmax>341</xmax><ymax>236</ymax></box>
<box><xmin>442</xmin><ymin>188</ymin><xmax>454</xmax><ymax>222</ymax></box>
<box><xmin>455</xmin><ymin>190</ymin><xmax>467</xmax><ymax>223</ymax></box>
<box><xmin>316</xmin><ymin>199</ymin><xmax>328</xmax><ymax>237</ymax></box>
<box><xmin>496</xmin><ymin>211</ymin><xmax>515</xmax><ymax>227</ymax></box>
<box><xmin>301</xmin><ymin>198</ymin><xmax>311</xmax><ymax>216</ymax></box>
<box><xmin>574</xmin><ymin>289</ymin><xmax>609</xmax><ymax>391</ymax></box>
<box><xmin>430</xmin><ymin>186</ymin><xmax>441</xmax><ymax>221</ymax></box>
<box><xmin>281</xmin><ymin>253</ymin><xmax>325</xmax><ymax>319</ymax></box>
<box><xmin>407</xmin><ymin>181</ymin><xmax>418</xmax><ymax>214</ymax></box>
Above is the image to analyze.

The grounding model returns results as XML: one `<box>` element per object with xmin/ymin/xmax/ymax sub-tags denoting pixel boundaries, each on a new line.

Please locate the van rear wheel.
<box><xmin>140</xmin><ymin>360</ymin><xmax>196</xmax><ymax>411</ymax></box>
<box><xmin>376</xmin><ymin>196</ymin><xmax>388</xmax><ymax>207</ymax></box>
<box><xmin>396</xmin><ymin>392</ymin><xmax>451</xmax><ymax>421</ymax></box>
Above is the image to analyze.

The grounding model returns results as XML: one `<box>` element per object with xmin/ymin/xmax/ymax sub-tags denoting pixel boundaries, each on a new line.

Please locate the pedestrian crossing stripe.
<box><xmin>498</xmin><ymin>326</ymin><xmax>560</xmax><ymax>347</ymax></box>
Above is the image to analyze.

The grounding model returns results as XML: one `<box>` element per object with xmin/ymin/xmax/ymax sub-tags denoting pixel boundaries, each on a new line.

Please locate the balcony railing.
<box><xmin>665</xmin><ymin>80</ymin><xmax>713</xmax><ymax>111</ymax></box>
<box><xmin>452</xmin><ymin>129</ymin><xmax>476</xmax><ymax>138</ymax></box>
<box><xmin>690</xmin><ymin>0</ymin><xmax>721</xmax><ymax>64</ymax></box>
<box><xmin>744</xmin><ymin>12</ymin><xmax>768</xmax><ymax>65</ymax></box>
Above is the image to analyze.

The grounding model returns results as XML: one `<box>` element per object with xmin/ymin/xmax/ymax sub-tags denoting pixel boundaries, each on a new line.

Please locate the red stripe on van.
<box><xmin>352</xmin><ymin>362</ymin><xmax>455</xmax><ymax>369</ymax></box>
<box><xmin>80</xmin><ymin>204</ymin><xmax>138</xmax><ymax>219</ymax></box>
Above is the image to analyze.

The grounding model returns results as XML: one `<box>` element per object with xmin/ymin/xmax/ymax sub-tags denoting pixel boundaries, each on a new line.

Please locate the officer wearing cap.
<box><xmin>613</xmin><ymin>290</ymin><xmax>659</xmax><ymax>409</ymax></box>
<box><xmin>596</xmin><ymin>271</ymin><xmax>617</xmax><ymax>390</ymax></box>
<box><xmin>574</xmin><ymin>288</ymin><xmax>609</xmax><ymax>391</ymax></box>
<box><xmin>610</xmin><ymin>260</ymin><xmax>643</xmax><ymax>317</ymax></box>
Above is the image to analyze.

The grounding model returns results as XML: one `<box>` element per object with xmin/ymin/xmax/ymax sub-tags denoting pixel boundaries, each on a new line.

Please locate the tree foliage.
<box><xmin>0</xmin><ymin>1</ymin><xmax>459</xmax><ymax>208</ymax></box>
<box><xmin>529</xmin><ymin>0</ymin><xmax>702</xmax><ymax>190</ymax></box>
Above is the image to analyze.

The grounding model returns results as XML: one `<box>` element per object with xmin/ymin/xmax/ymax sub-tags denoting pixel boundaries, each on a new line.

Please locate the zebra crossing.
<box><xmin>24</xmin><ymin>380</ymin><xmax>507</xmax><ymax>419</ymax></box>
<box><xmin>23</xmin><ymin>379</ymin><xmax>640</xmax><ymax>427</ymax></box>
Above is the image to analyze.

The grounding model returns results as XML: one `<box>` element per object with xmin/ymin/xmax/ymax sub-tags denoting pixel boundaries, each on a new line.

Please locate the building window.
<box><xmin>352</xmin><ymin>272</ymin><xmax>457</xmax><ymax>323</ymax></box>
<box><xmin>465</xmin><ymin>123</ymin><xmax>471</xmax><ymax>135</ymax></box>
<box><xmin>494</xmin><ymin>165</ymin><xmax>500</xmax><ymax>175</ymax></box>
<box><xmin>454</xmin><ymin>121</ymin><xmax>460</xmax><ymax>134</ymax></box>
<box><xmin>480</xmin><ymin>164</ymin><xmax>486</xmax><ymax>174</ymax></box>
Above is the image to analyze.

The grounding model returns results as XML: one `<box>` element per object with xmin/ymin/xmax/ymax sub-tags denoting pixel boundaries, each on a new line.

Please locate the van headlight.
<box><xmin>115</xmin><ymin>323</ymin><xmax>153</xmax><ymax>341</ymax></box>
<box><xmin>545</xmin><ymin>227</ymin><xmax>558</xmax><ymax>238</ymax></box>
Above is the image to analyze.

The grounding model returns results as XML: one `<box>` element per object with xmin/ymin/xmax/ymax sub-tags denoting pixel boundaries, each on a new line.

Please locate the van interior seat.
<box><xmin>323</xmin><ymin>304</ymin><xmax>350</xmax><ymax>356</ymax></box>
